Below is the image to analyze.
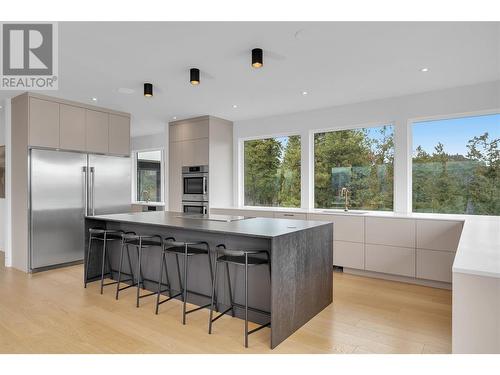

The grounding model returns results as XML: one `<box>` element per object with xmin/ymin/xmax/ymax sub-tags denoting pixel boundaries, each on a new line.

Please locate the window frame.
<box><xmin>310</xmin><ymin>121</ymin><xmax>397</xmax><ymax>213</ymax></box>
<box><xmin>132</xmin><ymin>147</ymin><xmax>165</xmax><ymax>205</ymax></box>
<box><xmin>239</xmin><ymin>132</ymin><xmax>303</xmax><ymax>209</ymax></box>
<box><xmin>407</xmin><ymin>109</ymin><xmax>500</xmax><ymax>216</ymax></box>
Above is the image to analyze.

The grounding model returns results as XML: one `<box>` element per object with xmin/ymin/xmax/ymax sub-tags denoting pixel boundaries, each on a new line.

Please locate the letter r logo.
<box><xmin>2</xmin><ymin>23</ymin><xmax>53</xmax><ymax>75</ymax></box>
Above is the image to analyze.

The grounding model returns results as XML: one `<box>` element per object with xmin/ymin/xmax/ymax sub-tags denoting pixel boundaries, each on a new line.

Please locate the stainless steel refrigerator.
<box><xmin>29</xmin><ymin>149</ymin><xmax>131</xmax><ymax>271</ymax></box>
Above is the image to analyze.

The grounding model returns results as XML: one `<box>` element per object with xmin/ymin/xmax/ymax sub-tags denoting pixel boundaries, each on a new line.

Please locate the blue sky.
<box><xmin>413</xmin><ymin>114</ymin><xmax>500</xmax><ymax>155</ymax></box>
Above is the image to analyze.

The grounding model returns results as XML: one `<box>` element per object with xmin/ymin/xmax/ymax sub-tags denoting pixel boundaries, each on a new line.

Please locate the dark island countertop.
<box><xmin>86</xmin><ymin>211</ymin><xmax>331</xmax><ymax>239</ymax></box>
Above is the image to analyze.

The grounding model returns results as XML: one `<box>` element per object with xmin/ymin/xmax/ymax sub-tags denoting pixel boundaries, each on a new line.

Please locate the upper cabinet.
<box><xmin>29</xmin><ymin>97</ymin><xmax>60</xmax><ymax>148</ymax></box>
<box><xmin>85</xmin><ymin>110</ymin><xmax>109</xmax><ymax>154</ymax></box>
<box><xmin>168</xmin><ymin>116</ymin><xmax>233</xmax><ymax>211</ymax></box>
<box><xmin>23</xmin><ymin>93</ymin><xmax>130</xmax><ymax>156</ymax></box>
<box><xmin>60</xmin><ymin>104</ymin><xmax>86</xmax><ymax>151</ymax></box>
<box><xmin>170</xmin><ymin>117</ymin><xmax>209</xmax><ymax>142</ymax></box>
<box><xmin>109</xmin><ymin>114</ymin><xmax>131</xmax><ymax>156</ymax></box>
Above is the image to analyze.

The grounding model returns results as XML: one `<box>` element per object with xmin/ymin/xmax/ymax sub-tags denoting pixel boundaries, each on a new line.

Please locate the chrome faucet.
<box><xmin>340</xmin><ymin>187</ymin><xmax>350</xmax><ymax>212</ymax></box>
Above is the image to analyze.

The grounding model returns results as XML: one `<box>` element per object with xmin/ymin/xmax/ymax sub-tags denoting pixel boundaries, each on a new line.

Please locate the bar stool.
<box><xmin>84</xmin><ymin>228</ymin><xmax>125</xmax><ymax>293</ymax></box>
<box><xmin>155</xmin><ymin>238</ymin><xmax>215</xmax><ymax>325</ymax></box>
<box><xmin>115</xmin><ymin>233</ymin><xmax>167</xmax><ymax>308</ymax></box>
<box><xmin>208</xmin><ymin>244</ymin><xmax>271</xmax><ymax>348</ymax></box>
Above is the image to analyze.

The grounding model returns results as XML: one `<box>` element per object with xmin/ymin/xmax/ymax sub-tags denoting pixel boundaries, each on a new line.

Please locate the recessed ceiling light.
<box><xmin>117</xmin><ymin>87</ymin><xmax>135</xmax><ymax>94</ymax></box>
<box><xmin>302</xmin><ymin>91</ymin><xmax>308</xmax><ymax>96</ymax></box>
<box><xmin>91</xmin><ymin>97</ymin><xmax>97</xmax><ymax>102</ymax></box>
<box><xmin>420</xmin><ymin>67</ymin><xmax>429</xmax><ymax>72</ymax></box>
<box><xmin>232</xmin><ymin>104</ymin><xmax>238</xmax><ymax>109</ymax></box>
<box><xmin>172</xmin><ymin>116</ymin><xmax>177</xmax><ymax>120</ymax></box>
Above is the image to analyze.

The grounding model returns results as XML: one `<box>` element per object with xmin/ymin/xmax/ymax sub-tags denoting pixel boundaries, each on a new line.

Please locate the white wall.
<box><xmin>233</xmin><ymin>80</ymin><xmax>500</xmax><ymax>212</ymax></box>
<box><xmin>131</xmin><ymin>131</ymin><xmax>165</xmax><ymax>151</ymax></box>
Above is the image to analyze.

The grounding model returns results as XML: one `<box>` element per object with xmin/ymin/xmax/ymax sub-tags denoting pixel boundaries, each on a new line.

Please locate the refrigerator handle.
<box><xmin>90</xmin><ymin>167</ymin><xmax>95</xmax><ymax>216</ymax></box>
<box><xmin>202</xmin><ymin>176</ymin><xmax>207</xmax><ymax>195</ymax></box>
<box><xmin>83</xmin><ymin>166</ymin><xmax>88</xmax><ymax>215</ymax></box>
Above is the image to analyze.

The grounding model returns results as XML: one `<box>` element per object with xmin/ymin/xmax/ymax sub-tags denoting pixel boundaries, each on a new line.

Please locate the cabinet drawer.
<box><xmin>365</xmin><ymin>217</ymin><xmax>415</xmax><ymax>248</ymax></box>
<box><xmin>29</xmin><ymin>97</ymin><xmax>60</xmax><ymax>148</ymax></box>
<box><xmin>416</xmin><ymin>220</ymin><xmax>462</xmax><ymax>252</ymax></box>
<box><xmin>365</xmin><ymin>244</ymin><xmax>415</xmax><ymax>277</ymax></box>
<box><xmin>240</xmin><ymin>210</ymin><xmax>274</xmax><ymax>218</ymax></box>
<box><xmin>416</xmin><ymin>249</ymin><xmax>455</xmax><ymax>282</ymax></box>
<box><xmin>334</xmin><ymin>241</ymin><xmax>364</xmax><ymax>269</ymax></box>
<box><xmin>308</xmin><ymin>213</ymin><xmax>365</xmax><ymax>242</ymax></box>
<box><xmin>274</xmin><ymin>212</ymin><xmax>307</xmax><ymax>220</ymax></box>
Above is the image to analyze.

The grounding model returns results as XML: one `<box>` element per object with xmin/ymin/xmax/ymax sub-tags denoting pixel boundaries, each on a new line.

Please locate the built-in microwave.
<box><xmin>182</xmin><ymin>165</ymin><xmax>208</xmax><ymax>202</ymax></box>
<box><xmin>182</xmin><ymin>201</ymin><xmax>208</xmax><ymax>215</ymax></box>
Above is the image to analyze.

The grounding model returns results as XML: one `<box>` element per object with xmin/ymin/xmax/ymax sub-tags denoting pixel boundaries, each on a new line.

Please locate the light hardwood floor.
<box><xmin>0</xmin><ymin>251</ymin><xmax>451</xmax><ymax>354</ymax></box>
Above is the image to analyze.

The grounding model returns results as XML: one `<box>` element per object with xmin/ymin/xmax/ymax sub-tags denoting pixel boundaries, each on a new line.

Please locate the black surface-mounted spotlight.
<box><xmin>144</xmin><ymin>83</ymin><xmax>153</xmax><ymax>97</ymax></box>
<box><xmin>190</xmin><ymin>68</ymin><xmax>200</xmax><ymax>85</ymax></box>
<box><xmin>252</xmin><ymin>48</ymin><xmax>263</xmax><ymax>68</ymax></box>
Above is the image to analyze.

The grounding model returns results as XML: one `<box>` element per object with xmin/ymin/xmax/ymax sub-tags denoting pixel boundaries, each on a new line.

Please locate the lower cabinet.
<box><xmin>365</xmin><ymin>244</ymin><xmax>416</xmax><ymax>277</ymax></box>
<box><xmin>334</xmin><ymin>241</ymin><xmax>364</xmax><ymax>269</ymax></box>
<box><xmin>416</xmin><ymin>249</ymin><xmax>455</xmax><ymax>283</ymax></box>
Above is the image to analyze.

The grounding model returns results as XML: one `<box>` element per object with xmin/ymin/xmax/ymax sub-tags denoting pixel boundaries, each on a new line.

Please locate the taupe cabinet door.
<box><xmin>108</xmin><ymin>114</ymin><xmax>130</xmax><ymax>156</ymax></box>
<box><xmin>29</xmin><ymin>97</ymin><xmax>60</xmax><ymax>148</ymax></box>
<box><xmin>86</xmin><ymin>110</ymin><xmax>109</xmax><ymax>154</ymax></box>
<box><xmin>60</xmin><ymin>104</ymin><xmax>86</xmax><ymax>151</ymax></box>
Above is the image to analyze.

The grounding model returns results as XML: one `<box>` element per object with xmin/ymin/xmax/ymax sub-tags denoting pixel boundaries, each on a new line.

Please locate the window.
<box><xmin>314</xmin><ymin>125</ymin><xmax>394</xmax><ymax>211</ymax></box>
<box><xmin>244</xmin><ymin>135</ymin><xmax>301</xmax><ymax>207</ymax></box>
<box><xmin>135</xmin><ymin>150</ymin><xmax>163</xmax><ymax>202</ymax></box>
<box><xmin>412</xmin><ymin>113</ymin><xmax>499</xmax><ymax>216</ymax></box>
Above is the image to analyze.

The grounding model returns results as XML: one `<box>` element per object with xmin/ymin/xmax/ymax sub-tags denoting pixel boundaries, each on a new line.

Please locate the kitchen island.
<box><xmin>84</xmin><ymin>211</ymin><xmax>333</xmax><ymax>348</ymax></box>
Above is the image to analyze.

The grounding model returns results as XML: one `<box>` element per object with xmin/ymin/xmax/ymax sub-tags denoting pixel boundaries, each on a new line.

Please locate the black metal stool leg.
<box><xmin>125</xmin><ymin>244</ymin><xmax>134</xmax><ymax>283</ymax></box>
<box><xmin>244</xmin><ymin>253</ymin><xmax>249</xmax><ymax>348</ymax></box>
<box><xmin>182</xmin><ymin>245</ymin><xmax>189</xmax><ymax>324</ymax></box>
<box><xmin>84</xmin><ymin>235</ymin><xmax>93</xmax><ymax>288</ymax></box>
<box><xmin>206</xmin><ymin>247</ymin><xmax>219</xmax><ymax>313</ymax></box>
<box><xmin>208</xmin><ymin>259</ymin><xmax>219</xmax><ymax>334</ymax></box>
<box><xmin>115</xmin><ymin>239</ymin><xmax>125</xmax><ymax>300</ymax></box>
<box><xmin>163</xmin><ymin>252</ymin><xmax>172</xmax><ymax>298</ymax></box>
<box><xmin>155</xmin><ymin>250</ymin><xmax>165</xmax><ymax>315</ymax></box>
<box><xmin>105</xmin><ymin>244</ymin><xmax>114</xmax><ymax>279</ymax></box>
<box><xmin>100</xmin><ymin>234</ymin><xmax>108</xmax><ymax>295</ymax></box>
<box><xmin>225</xmin><ymin>262</ymin><xmax>236</xmax><ymax>317</ymax></box>
<box><xmin>175</xmin><ymin>253</ymin><xmax>184</xmax><ymax>302</ymax></box>
<box><xmin>136</xmin><ymin>240</ymin><xmax>143</xmax><ymax>308</ymax></box>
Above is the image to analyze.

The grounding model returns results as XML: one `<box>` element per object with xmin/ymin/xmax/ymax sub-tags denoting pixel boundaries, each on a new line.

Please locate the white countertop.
<box><xmin>452</xmin><ymin>216</ymin><xmax>500</xmax><ymax>279</ymax></box>
<box><xmin>213</xmin><ymin>206</ymin><xmax>500</xmax><ymax>279</ymax></box>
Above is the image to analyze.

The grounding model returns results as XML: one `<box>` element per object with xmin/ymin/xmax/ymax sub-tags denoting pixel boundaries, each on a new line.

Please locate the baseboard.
<box><xmin>343</xmin><ymin>267</ymin><xmax>452</xmax><ymax>290</ymax></box>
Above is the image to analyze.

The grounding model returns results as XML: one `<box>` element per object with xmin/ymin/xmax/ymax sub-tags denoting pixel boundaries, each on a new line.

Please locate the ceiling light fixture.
<box><xmin>190</xmin><ymin>68</ymin><xmax>200</xmax><ymax>85</ymax></box>
<box><xmin>91</xmin><ymin>97</ymin><xmax>98</xmax><ymax>102</ymax></box>
<box><xmin>144</xmin><ymin>83</ymin><xmax>153</xmax><ymax>97</ymax></box>
<box><xmin>232</xmin><ymin>104</ymin><xmax>238</xmax><ymax>109</ymax></box>
<box><xmin>252</xmin><ymin>48</ymin><xmax>263</xmax><ymax>68</ymax></box>
<box><xmin>302</xmin><ymin>91</ymin><xmax>308</xmax><ymax>96</ymax></box>
<box><xmin>420</xmin><ymin>67</ymin><xmax>429</xmax><ymax>72</ymax></box>
<box><xmin>172</xmin><ymin>116</ymin><xmax>177</xmax><ymax>120</ymax></box>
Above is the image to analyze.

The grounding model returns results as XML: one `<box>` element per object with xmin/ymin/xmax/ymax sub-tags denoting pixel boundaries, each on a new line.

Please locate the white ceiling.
<box><xmin>1</xmin><ymin>22</ymin><xmax>499</xmax><ymax>137</ymax></box>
